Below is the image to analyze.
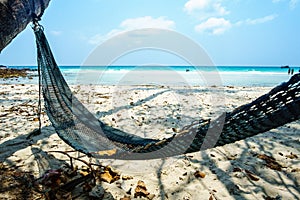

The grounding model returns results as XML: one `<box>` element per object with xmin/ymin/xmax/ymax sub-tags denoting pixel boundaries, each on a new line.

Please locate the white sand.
<box><xmin>0</xmin><ymin>83</ymin><xmax>299</xmax><ymax>199</ymax></box>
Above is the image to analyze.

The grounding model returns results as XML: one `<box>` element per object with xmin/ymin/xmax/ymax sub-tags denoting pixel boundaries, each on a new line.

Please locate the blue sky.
<box><xmin>1</xmin><ymin>0</ymin><xmax>300</xmax><ymax>66</ymax></box>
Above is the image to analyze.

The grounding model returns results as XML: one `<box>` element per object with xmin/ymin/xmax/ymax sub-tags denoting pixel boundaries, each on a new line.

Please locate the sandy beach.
<box><xmin>1</xmin><ymin>0</ymin><xmax>299</xmax><ymax>199</ymax></box>
<box><xmin>0</xmin><ymin>82</ymin><xmax>299</xmax><ymax>199</ymax></box>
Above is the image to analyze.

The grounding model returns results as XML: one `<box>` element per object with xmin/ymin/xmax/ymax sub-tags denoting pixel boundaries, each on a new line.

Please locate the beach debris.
<box><xmin>79</xmin><ymin>166</ymin><xmax>90</xmax><ymax>176</ymax></box>
<box><xmin>39</xmin><ymin>169</ymin><xmax>67</xmax><ymax>189</ymax></box>
<box><xmin>194</xmin><ymin>171</ymin><xmax>206</xmax><ymax>179</ymax></box>
<box><xmin>122</xmin><ymin>175</ymin><xmax>134</xmax><ymax>180</ymax></box>
<box><xmin>38</xmin><ymin>166</ymin><xmax>95</xmax><ymax>199</ymax></box>
<box><xmin>263</xmin><ymin>194</ymin><xmax>281</xmax><ymax>200</ymax></box>
<box><xmin>286</xmin><ymin>152</ymin><xmax>298</xmax><ymax>159</ymax></box>
<box><xmin>227</xmin><ymin>154</ymin><xmax>238</xmax><ymax>160</ymax></box>
<box><xmin>134</xmin><ymin>180</ymin><xmax>150</xmax><ymax>198</ymax></box>
<box><xmin>52</xmin><ymin>190</ymin><xmax>72</xmax><ymax>200</ymax></box>
<box><xmin>209</xmin><ymin>194</ymin><xmax>216</xmax><ymax>200</ymax></box>
<box><xmin>232</xmin><ymin>167</ymin><xmax>260</xmax><ymax>181</ymax></box>
<box><xmin>82</xmin><ymin>181</ymin><xmax>93</xmax><ymax>192</ymax></box>
<box><xmin>182</xmin><ymin>159</ymin><xmax>191</xmax><ymax>167</ymax></box>
<box><xmin>0</xmin><ymin>113</ymin><xmax>9</xmax><ymax>118</ymax></box>
<box><xmin>291</xmin><ymin>168</ymin><xmax>300</xmax><ymax>173</ymax></box>
<box><xmin>135</xmin><ymin>120</ymin><xmax>143</xmax><ymax>126</ymax></box>
<box><xmin>115</xmin><ymin>181</ymin><xmax>123</xmax><ymax>189</ymax></box>
<box><xmin>257</xmin><ymin>154</ymin><xmax>283</xmax><ymax>171</ymax></box>
<box><xmin>56</xmin><ymin>174</ymin><xmax>95</xmax><ymax>200</ymax></box>
<box><xmin>126</xmin><ymin>188</ymin><xmax>132</xmax><ymax>195</ymax></box>
<box><xmin>244</xmin><ymin>169</ymin><xmax>260</xmax><ymax>181</ymax></box>
<box><xmin>232</xmin><ymin>167</ymin><xmax>242</xmax><ymax>172</ymax></box>
<box><xmin>172</xmin><ymin>127</ymin><xmax>179</xmax><ymax>133</ymax></box>
<box><xmin>0</xmin><ymin>163</ymin><xmax>41</xmax><ymax>199</ymax></box>
<box><xmin>33</xmin><ymin>117</ymin><xmax>40</xmax><ymax>122</ymax></box>
<box><xmin>98</xmin><ymin>95</ymin><xmax>111</xmax><ymax>99</ymax></box>
<box><xmin>120</xmin><ymin>196</ymin><xmax>131</xmax><ymax>200</ymax></box>
<box><xmin>99</xmin><ymin>166</ymin><xmax>120</xmax><ymax>183</ymax></box>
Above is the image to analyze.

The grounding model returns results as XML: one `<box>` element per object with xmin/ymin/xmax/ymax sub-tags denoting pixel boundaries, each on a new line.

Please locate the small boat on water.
<box><xmin>281</xmin><ymin>65</ymin><xmax>290</xmax><ymax>69</ymax></box>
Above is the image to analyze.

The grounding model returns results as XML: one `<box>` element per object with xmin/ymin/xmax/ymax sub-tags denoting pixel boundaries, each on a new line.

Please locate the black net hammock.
<box><xmin>33</xmin><ymin>24</ymin><xmax>300</xmax><ymax>160</ymax></box>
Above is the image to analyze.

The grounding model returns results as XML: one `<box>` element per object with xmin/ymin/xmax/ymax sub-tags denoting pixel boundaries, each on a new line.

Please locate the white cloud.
<box><xmin>289</xmin><ymin>0</ymin><xmax>299</xmax><ymax>9</ymax></box>
<box><xmin>88</xmin><ymin>16</ymin><xmax>175</xmax><ymax>45</ymax></box>
<box><xmin>184</xmin><ymin>0</ymin><xmax>211</xmax><ymax>13</ymax></box>
<box><xmin>184</xmin><ymin>0</ymin><xmax>229</xmax><ymax>20</ymax></box>
<box><xmin>272</xmin><ymin>0</ymin><xmax>282</xmax><ymax>3</ymax></box>
<box><xmin>213</xmin><ymin>2</ymin><xmax>229</xmax><ymax>16</ymax></box>
<box><xmin>195</xmin><ymin>17</ymin><xmax>231</xmax><ymax>35</ymax></box>
<box><xmin>246</xmin><ymin>14</ymin><xmax>277</xmax><ymax>25</ymax></box>
<box><xmin>236</xmin><ymin>14</ymin><xmax>277</xmax><ymax>26</ymax></box>
<box><xmin>120</xmin><ymin>16</ymin><xmax>175</xmax><ymax>30</ymax></box>
<box><xmin>50</xmin><ymin>31</ymin><xmax>62</xmax><ymax>36</ymax></box>
<box><xmin>185</xmin><ymin>0</ymin><xmax>230</xmax><ymax>35</ymax></box>
<box><xmin>272</xmin><ymin>0</ymin><xmax>299</xmax><ymax>9</ymax></box>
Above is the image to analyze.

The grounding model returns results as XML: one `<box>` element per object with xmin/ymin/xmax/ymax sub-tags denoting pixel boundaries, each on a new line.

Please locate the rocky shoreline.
<box><xmin>0</xmin><ymin>67</ymin><xmax>36</xmax><ymax>79</ymax></box>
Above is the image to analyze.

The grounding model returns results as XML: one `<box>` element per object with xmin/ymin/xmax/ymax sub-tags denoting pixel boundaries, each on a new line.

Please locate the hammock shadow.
<box><xmin>31</xmin><ymin>147</ymin><xmax>67</xmax><ymax>175</ymax></box>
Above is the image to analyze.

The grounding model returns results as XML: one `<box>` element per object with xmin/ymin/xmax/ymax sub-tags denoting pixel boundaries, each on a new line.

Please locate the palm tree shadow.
<box><xmin>157</xmin><ymin>159</ymin><xmax>167</xmax><ymax>200</ymax></box>
<box><xmin>183</xmin><ymin>123</ymin><xmax>300</xmax><ymax>200</ymax></box>
<box><xmin>97</xmin><ymin>89</ymin><xmax>171</xmax><ymax>117</ymax></box>
<box><xmin>0</xmin><ymin>126</ymin><xmax>71</xmax><ymax>181</ymax></box>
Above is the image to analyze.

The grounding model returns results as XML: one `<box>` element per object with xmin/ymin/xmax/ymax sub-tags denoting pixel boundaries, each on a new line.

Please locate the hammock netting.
<box><xmin>34</xmin><ymin>26</ymin><xmax>300</xmax><ymax>160</ymax></box>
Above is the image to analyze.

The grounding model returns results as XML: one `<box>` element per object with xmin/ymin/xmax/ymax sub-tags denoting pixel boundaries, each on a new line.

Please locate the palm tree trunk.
<box><xmin>0</xmin><ymin>0</ymin><xmax>51</xmax><ymax>52</ymax></box>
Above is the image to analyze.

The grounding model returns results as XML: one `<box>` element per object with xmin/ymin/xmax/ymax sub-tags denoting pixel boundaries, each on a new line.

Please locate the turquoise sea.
<box><xmin>3</xmin><ymin>66</ymin><xmax>299</xmax><ymax>87</ymax></box>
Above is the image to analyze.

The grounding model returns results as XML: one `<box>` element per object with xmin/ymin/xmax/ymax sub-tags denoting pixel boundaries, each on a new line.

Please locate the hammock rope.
<box><xmin>33</xmin><ymin>24</ymin><xmax>300</xmax><ymax>160</ymax></box>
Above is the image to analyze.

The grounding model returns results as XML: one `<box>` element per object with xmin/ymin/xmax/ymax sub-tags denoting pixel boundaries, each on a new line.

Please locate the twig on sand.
<box><xmin>0</xmin><ymin>113</ymin><xmax>9</xmax><ymax>118</ymax></box>
<box><xmin>48</xmin><ymin>150</ymin><xmax>103</xmax><ymax>172</ymax></box>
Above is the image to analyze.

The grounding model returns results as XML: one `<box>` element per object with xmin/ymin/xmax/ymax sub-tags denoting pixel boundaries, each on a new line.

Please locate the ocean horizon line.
<box><xmin>5</xmin><ymin>65</ymin><xmax>300</xmax><ymax>68</ymax></box>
